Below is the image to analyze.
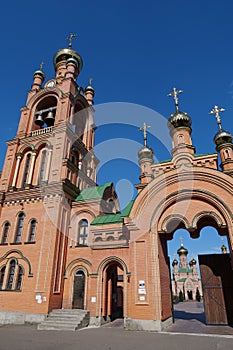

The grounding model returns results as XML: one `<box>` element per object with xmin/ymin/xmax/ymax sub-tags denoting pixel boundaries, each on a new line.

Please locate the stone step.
<box><xmin>51</xmin><ymin>309</ymin><xmax>87</xmax><ymax>314</ymax></box>
<box><xmin>38</xmin><ymin>323</ymin><xmax>78</xmax><ymax>331</ymax></box>
<box><xmin>37</xmin><ymin>309</ymin><xmax>90</xmax><ymax>331</ymax></box>
<box><xmin>48</xmin><ymin>314</ymin><xmax>84</xmax><ymax>320</ymax></box>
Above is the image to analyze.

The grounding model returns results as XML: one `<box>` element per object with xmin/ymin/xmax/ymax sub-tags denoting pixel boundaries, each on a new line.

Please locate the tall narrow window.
<box><xmin>16</xmin><ymin>266</ymin><xmax>23</xmax><ymax>290</ymax></box>
<box><xmin>28</xmin><ymin>219</ymin><xmax>36</xmax><ymax>242</ymax></box>
<box><xmin>22</xmin><ymin>154</ymin><xmax>31</xmax><ymax>186</ymax></box>
<box><xmin>2</xmin><ymin>222</ymin><xmax>10</xmax><ymax>244</ymax></box>
<box><xmin>0</xmin><ymin>266</ymin><xmax>6</xmax><ymax>290</ymax></box>
<box><xmin>78</xmin><ymin>219</ymin><xmax>88</xmax><ymax>246</ymax></box>
<box><xmin>7</xmin><ymin>260</ymin><xmax>16</xmax><ymax>290</ymax></box>
<box><xmin>39</xmin><ymin>150</ymin><xmax>46</xmax><ymax>184</ymax></box>
<box><xmin>15</xmin><ymin>213</ymin><xmax>25</xmax><ymax>243</ymax></box>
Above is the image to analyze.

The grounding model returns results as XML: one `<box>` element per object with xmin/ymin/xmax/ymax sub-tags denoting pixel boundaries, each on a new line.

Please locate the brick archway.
<box><xmin>97</xmin><ymin>257</ymin><xmax>129</xmax><ymax>324</ymax></box>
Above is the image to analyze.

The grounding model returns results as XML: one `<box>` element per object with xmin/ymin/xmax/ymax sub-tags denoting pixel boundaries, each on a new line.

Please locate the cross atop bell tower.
<box><xmin>67</xmin><ymin>33</ymin><xmax>77</xmax><ymax>48</ymax></box>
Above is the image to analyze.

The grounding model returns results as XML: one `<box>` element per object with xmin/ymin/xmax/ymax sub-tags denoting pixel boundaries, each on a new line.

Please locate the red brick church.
<box><xmin>0</xmin><ymin>39</ymin><xmax>233</xmax><ymax>330</ymax></box>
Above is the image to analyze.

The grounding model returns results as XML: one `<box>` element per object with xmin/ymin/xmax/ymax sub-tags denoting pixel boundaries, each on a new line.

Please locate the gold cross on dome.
<box><xmin>40</xmin><ymin>61</ymin><xmax>44</xmax><ymax>71</ymax></box>
<box><xmin>67</xmin><ymin>33</ymin><xmax>77</xmax><ymax>48</ymax></box>
<box><xmin>209</xmin><ymin>105</ymin><xmax>225</xmax><ymax>132</ymax></box>
<box><xmin>139</xmin><ymin>122</ymin><xmax>151</xmax><ymax>147</ymax></box>
<box><xmin>89</xmin><ymin>77</ymin><xmax>93</xmax><ymax>86</ymax></box>
<box><xmin>180</xmin><ymin>236</ymin><xmax>183</xmax><ymax>246</ymax></box>
<box><xmin>167</xmin><ymin>87</ymin><xmax>183</xmax><ymax>111</ymax></box>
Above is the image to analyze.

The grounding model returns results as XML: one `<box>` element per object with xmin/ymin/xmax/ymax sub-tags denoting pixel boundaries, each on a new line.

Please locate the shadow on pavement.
<box><xmin>174</xmin><ymin>309</ymin><xmax>206</xmax><ymax>323</ymax></box>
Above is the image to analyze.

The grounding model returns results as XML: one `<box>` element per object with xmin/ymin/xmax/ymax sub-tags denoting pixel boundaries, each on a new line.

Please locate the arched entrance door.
<box><xmin>72</xmin><ymin>270</ymin><xmax>85</xmax><ymax>309</ymax></box>
<box><xmin>102</xmin><ymin>262</ymin><xmax>124</xmax><ymax>321</ymax></box>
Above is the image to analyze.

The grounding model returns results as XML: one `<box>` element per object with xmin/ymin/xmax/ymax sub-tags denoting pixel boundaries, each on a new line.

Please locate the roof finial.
<box><xmin>180</xmin><ymin>236</ymin><xmax>183</xmax><ymax>246</ymax></box>
<box><xmin>67</xmin><ymin>33</ymin><xmax>77</xmax><ymax>48</ymax></box>
<box><xmin>39</xmin><ymin>61</ymin><xmax>44</xmax><ymax>71</ymax></box>
<box><xmin>209</xmin><ymin>105</ymin><xmax>225</xmax><ymax>132</ymax></box>
<box><xmin>89</xmin><ymin>77</ymin><xmax>93</xmax><ymax>86</ymax></box>
<box><xmin>139</xmin><ymin>122</ymin><xmax>151</xmax><ymax>147</ymax></box>
<box><xmin>168</xmin><ymin>87</ymin><xmax>183</xmax><ymax>112</ymax></box>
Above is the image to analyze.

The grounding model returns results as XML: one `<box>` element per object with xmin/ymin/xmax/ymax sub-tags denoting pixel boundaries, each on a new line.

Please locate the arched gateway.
<box><xmin>0</xmin><ymin>43</ymin><xmax>232</xmax><ymax>331</ymax></box>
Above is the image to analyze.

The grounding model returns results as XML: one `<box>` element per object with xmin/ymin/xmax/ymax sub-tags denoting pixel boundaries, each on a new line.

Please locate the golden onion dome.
<box><xmin>189</xmin><ymin>258</ymin><xmax>196</xmax><ymax>266</ymax></box>
<box><xmin>168</xmin><ymin>110</ymin><xmax>192</xmax><ymax>129</ymax></box>
<box><xmin>172</xmin><ymin>259</ymin><xmax>178</xmax><ymax>267</ymax></box>
<box><xmin>177</xmin><ymin>244</ymin><xmax>188</xmax><ymax>255</ymax></box>
<box><xmin>53</xmin><ymin>48</ymin><xmax>83</xmax><ymax>72</ymax></box>
<box><xmin>138</xmin><ymin>146</ymin><xmax>154</xmax><ymax>162</ymax></box>
<box><xmin>214</xmin><ymin>130</ymin><xmax>232</xmax><ymax>147</ymax></box>
<box><xmin>85</xmin><ymin>85</ymin><xmax>95</xmax><ymax>95</ymax></box>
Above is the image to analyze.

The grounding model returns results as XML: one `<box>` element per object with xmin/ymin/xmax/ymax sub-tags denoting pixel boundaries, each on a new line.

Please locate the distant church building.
<box><xmin>171</xmin><ymin>244</ymin><xmax>202</xmax><ymax>301</ymax></box>
<box><xmin>0</xmin><ymin>37</ymin><xmax>233</xmax><ymax>330</ymax></box>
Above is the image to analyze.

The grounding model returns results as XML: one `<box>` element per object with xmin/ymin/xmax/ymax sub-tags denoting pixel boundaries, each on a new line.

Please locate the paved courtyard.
<box><xmin>166</xmin><ymin>301</ymin><xmax>233</xmax><ymax>336</ymax></box>
<box><xmin>0</xmin><ymin>323</ymin><xmax>232</xmax><ymax>350</ymax></box>
<box><xmin>0</xmin><ymin>302</ymin><xmax>233</xmax><ymax>350</ymax></box>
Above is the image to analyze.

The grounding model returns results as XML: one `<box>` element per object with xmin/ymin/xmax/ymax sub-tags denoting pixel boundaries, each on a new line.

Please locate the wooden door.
<box><xmin>199</xmin><ymin>254</ymin><xmax>233</xmax><ymax>325</ymax></box>
<box><xmin>72</xmin><ymin>270</ymin><xmax>85</xmax><ymax>309</ymax></box>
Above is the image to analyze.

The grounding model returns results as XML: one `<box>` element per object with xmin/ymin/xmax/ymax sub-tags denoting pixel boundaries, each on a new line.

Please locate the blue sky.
<box><xmin>0</xmin><ymin>0</ymin><xmax>231</xmax><ymax>261</ymax></box>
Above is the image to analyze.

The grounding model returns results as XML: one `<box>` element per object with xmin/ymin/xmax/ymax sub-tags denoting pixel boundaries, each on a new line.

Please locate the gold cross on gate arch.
<box><xmin>139</xmin><ymin>122</ymin><xmax>151</xmax><ymax>147</ymax></box>
<box><xmin>209</xmin><ymin>105</ymin><xmax>225</xmax><ymax>132</ymax></box>
<box><xmin>167</xmin><ymin>87</ymin><xmax>183</xmax><ymax>111</ymax></box>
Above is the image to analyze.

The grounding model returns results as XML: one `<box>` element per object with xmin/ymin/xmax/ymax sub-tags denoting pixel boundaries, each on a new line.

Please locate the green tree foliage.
<box><xmin>196</xmin><ymin>287</ymin><xmax>201</xmax><ymax>302</ymax></box>
<box><xmin>178</xmin><ymin>290</ymin><xmax>184</xmax><ymax>302</ymax></box>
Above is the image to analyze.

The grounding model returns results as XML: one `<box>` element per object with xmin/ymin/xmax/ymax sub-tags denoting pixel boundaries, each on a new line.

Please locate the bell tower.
<box><xmin>1</xmin><ymin>34</ymin><xmax>98</xmax><ymax>194</ymax></box>
<box><xmin>0</xmin><ymin>35</ymin><xmax>98</xmax><ymax>314</ymax></box>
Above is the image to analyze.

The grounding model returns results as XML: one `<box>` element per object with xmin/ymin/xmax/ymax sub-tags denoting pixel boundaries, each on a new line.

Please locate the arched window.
<box><xmin>0</xmin><ymin>266</ymin><xmax>6</xmax><ymax>290</ymax></box>
<box><xmin>2</xmin><ymin>222</ymin><xmax>10</xmax><ymax>244</ymax></box>
<box><xmin>15</xmin><ymin>213</ymin><xmax>25</xmax><ymax>243</ymax></box>
<box><xmin>16</xmin><ymin>266</ymin><xmax>23</xmax><ymax>290</ymax></box>
<box><xmin>39</xmin><ymin>150</ymin><xmax>47</xmax><ymax>184</ymax></box>
<box><xmin>22</xmin><ymin>154</ymin><xmax>31</xmax><ymax>186</ymax></box>
<box><xmin>178</xmin><ymin>134</ymin><xmax>184</xmax><ymax>144</ymax></box>
<box><xmin>28</xmin><ymin>219</ymin><xmax>36</xmax><ymax>242</ymax></box>
<box><xmin>78</xmin><ymin>219</ymin><xmax>88</xmax><ymax>246</ymax></box>
<box><xmin>224</xmin><ymin>149</ymin><xmax>230</xmax><ymax>160</ymax></box>
<box><xmin>0</xmin><ymin>260</ymin><xmax>24</xmax><ymax>292</ymax></box>
<box><xmin>7</xmin><ymin>260</ymin><xmax>16</xmax><ymax>290</ymax></box>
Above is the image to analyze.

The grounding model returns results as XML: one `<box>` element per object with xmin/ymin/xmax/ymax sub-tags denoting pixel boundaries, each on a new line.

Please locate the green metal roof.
<box><xmin>177</xmin><ymin>278</ymin><xmax>186</xmax><ymax>282</ymax></box>
<box><xmin>91</xmin><ymin>213</ymin><xmax>123</xmax><ymax>226</ymax></box>
<box><xmin>91</xmin><ymin>200</ymin><xmax>135</xmax><ymax>226</ymax></box>
<box><xmin>178</xmin><ymin>268</ymin><xmax>192</xmax><ymax>273</ymax></box>
<box><xmin>194</xmin><ymin>153</ymin><xmax>216</xmax><ymax>157</ymax></box>
<box><xmin>154</xmin><ymin>158</ymin><xmax>172</xmax><ymax>165</ymax></box>
<box><xmin>75</xmin><ymin>182</ymin><xmax>112</xmax><ymax>202</ymax></box>
<box><xmin>121</xmin><ymin>200</ymin><xmax>134</xmax><ymax>217</ymax></box>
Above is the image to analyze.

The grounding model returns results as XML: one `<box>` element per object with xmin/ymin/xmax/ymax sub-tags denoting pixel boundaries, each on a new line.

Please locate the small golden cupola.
<box><xmin>31</xmin><ymin>62</ymin><xmax>46</xmax><ymax>91</ymax></box>
<box><xmin>210</xmin><ymin>105</ymin><xmax>233</xmax><ymax>176</ymax></box>
<box><xmin>172</xmin><ymin>258</ymin><xmax>178</xmax><ymax>267</ymax></box>
<box><xmin>84</xmin><ymin>78</ymin><xmax>95</xmax><ymax>106</ymax></box>
<box><xmin>189</xmin><ymin>258</ymin><xmax>197</xmax><ymax>266</ymax></box>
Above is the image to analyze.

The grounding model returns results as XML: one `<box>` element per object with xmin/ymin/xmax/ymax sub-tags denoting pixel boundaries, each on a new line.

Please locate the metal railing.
<box><xmin>31</xmin><ymin>126</ymin><xmax>54</xmax><ymax>136</ymax></box>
